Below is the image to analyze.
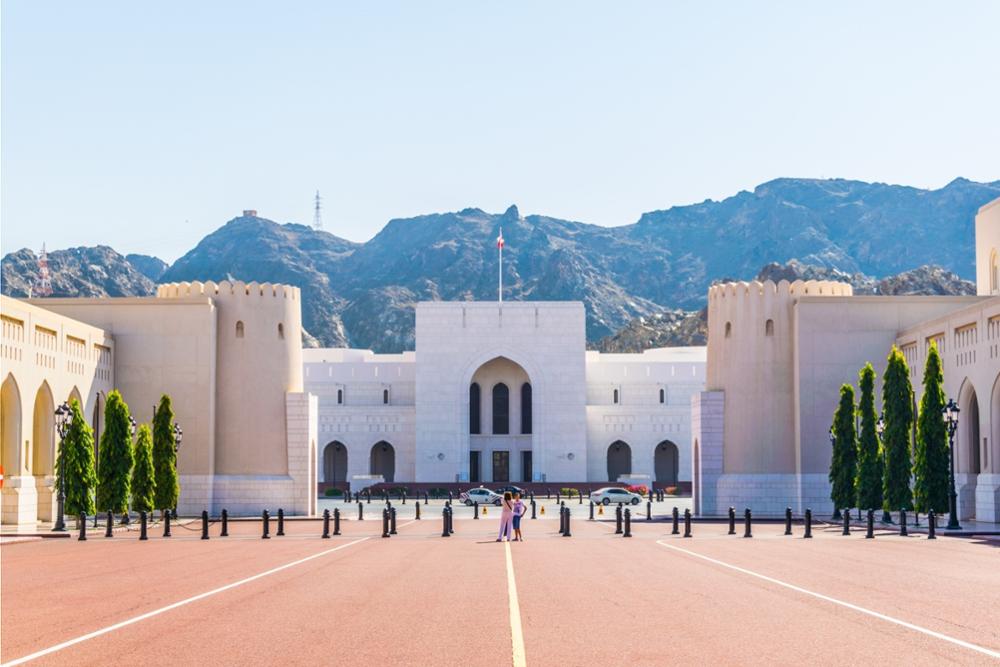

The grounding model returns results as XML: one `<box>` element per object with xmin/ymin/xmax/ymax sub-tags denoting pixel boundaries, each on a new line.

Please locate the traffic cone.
<box><xmin>540</xmin><ymin>505</ymin><xmax>545</xmax><ymax>515</ymax></box>
<box><xmin>598</xmin><ymin>506</ymin><xmax>604</xmax><ymax>515</ymax></box>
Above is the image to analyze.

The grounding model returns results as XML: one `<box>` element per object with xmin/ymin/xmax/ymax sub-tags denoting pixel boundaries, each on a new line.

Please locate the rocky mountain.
<box><xmin>3</xmin><ymin>177</ymin><xmax>997</xmax><ymax>351</ymax></box>
<box><xmin>593</xmin><ymin>308</ymin><xmax>708</xmax><ymax>352</ymax></box>
<box><xmin>125</xmin><ymin>254</ymin><xmax>169</xmax><ymax>282</ymax></box>
<box><xmin>1</xmin><ymin>246</ymin><xmax>156</xmax><ymax>298</ymax></box>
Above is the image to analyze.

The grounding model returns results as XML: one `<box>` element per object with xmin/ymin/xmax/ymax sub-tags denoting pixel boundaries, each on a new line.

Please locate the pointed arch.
<box><xmin>68</xmin><ymin>386</ymin><xmax>83</xmax><ymax>410</ymax></box>
<box><xmin>492</xmin><ymin>383</ymin><xmax>510</xmax><ymax>435</ymax></box>
<box><xmin>1</xmin><ymin>374</ymin><xmax>22</xmax><ymax>477</ymax></box>
<box><xmin>323</xmin><ymin>441</ymin><xmax>348</xmax><ymax>483</ymax></box>
<box><xmin>370</xmin><ymin>441</ymin><xmax>395</xmax><ymax>483</ymax></box>
<box><xmin>32</xmin><ymin>381</ymin><xmax>55</xmax><ymax>476</ymax></box>
<box><xmin>607</xmin><ymin>440</ymin><xmax>632</xmax><ymax>482</ymax></box>
<box><xmin>655</xmin><ymin>440</ymin><xmax>679</xmax><ymax>484</ymax></box>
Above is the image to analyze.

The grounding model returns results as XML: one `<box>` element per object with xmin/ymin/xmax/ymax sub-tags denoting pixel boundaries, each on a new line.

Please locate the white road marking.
<box><xmin>655</xmin><ymin>540</ymin><xmax>1000</xmax><ymax>660</ymax></box>
<box><xmin>504</xmin><ymin>541</ymin><xmax>528</xmax><ymax>667</ymax></box>
<box><xmin>2</xmin><ymin>536</ymin><xmax>371</xmax><ymax>667</ymax></box>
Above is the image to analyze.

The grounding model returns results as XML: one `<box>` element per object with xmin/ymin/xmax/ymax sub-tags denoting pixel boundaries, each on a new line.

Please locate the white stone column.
<box><xmin>691</xmin><ymin>391</ymin><xmax>724</xmax><ymax>516</ymax></box>
<box><xmin>286</xmin><ymin>392</ymin><xmax>318</xmax><ymax>516</ymax></box>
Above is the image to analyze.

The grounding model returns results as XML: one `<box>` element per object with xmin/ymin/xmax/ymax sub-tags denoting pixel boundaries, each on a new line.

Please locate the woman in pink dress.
<box><xmin>496</xmin><ymin>491</ymin><xmax>515</xmax><ymax>542</ymax></box>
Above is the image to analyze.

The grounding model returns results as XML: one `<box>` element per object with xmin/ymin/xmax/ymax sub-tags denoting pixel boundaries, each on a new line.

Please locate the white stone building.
<box><xmin>305</xmin><ymin>302</ymin><xmax>705</xmax><ymax>488</ymax></box>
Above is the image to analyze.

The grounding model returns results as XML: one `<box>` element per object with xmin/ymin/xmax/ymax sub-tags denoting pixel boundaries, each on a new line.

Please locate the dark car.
<box><xmin>495</xmin><ymin>485</ymin><xmax>526</xmax><ymax>496</ymax></box>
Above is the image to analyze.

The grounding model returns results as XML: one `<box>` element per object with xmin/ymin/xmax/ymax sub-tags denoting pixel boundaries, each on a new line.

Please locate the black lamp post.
<box><xmin>52</xmin><ymin>402</ymin><xmax>71</xmax><ymax>532</ymax></box>
<box><xmin>172</xmin><ymin>423</ymin><xmax>182</xmax><ymax>518</ymax></box>
<box><xmin>829</xmin><ymin>428</ymin><xmax>841</xmax><ymax>520</ymax></box>
<box><xmin>942</xmin><ymin>398</ymin><xmax>961</xmax><ymax>530</ymax></box>
<box><xmin>875</xmin><ymin>414</ymin><xmax>892</xmax><ymax>523</ymax></box>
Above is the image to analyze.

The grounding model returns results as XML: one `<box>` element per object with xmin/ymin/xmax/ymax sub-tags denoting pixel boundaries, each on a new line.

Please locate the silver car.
<box><xmin>460</xmin><ymin>487</ymin><xmax>502</xmax><ymax>506</ymax></box>
<box><xmin>590</xmin><ymin>487</ymin><xmax>642</xmax><ymax>506</ymax></box>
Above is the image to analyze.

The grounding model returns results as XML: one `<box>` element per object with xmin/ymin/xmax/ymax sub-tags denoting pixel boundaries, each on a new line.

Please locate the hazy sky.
<box><xmin>3</xmin><ymin>2</ymin><xmax>999</xmax><ymax>262</ymax></box>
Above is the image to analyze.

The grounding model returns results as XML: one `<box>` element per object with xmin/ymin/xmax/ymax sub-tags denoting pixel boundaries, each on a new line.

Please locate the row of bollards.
<box><xmin>559</xmin><ymin>504</ymin><xmax>573</xmax><ymax>537</ymax></box>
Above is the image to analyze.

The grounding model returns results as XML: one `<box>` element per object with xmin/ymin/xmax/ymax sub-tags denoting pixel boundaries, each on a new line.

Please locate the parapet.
<box><xmin>708</xmin><ymin>279</ymin><xmax>852</xmax><ymax>301</ymax></box>
<box><xmin>156</xmin><ymin>280</ymin><xmax>300</xmax><ymax>301</ymax></box>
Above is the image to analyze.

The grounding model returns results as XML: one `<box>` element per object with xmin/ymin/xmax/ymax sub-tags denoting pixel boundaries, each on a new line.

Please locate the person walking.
<box><xmin>496</xmin><ymin>491</ymin><xmax>515</xmax><ymax>542</ymax></box>
<box><xmin>512</xmin><ymin>492</ymin><xmax>526</xmax><ymax>541</ymax></box>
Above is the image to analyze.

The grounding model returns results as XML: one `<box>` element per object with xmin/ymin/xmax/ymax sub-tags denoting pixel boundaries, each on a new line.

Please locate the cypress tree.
<box><xmin>131</xmin><ymin>424</ymin><xmax>156</xmax><ymax>513</ymax></box>
<box><xmin>96</xmin><ymin>390</ymin><xmax>134</xmax><ymax>516</ymax></box>
<box><xmin>882</xmin><ymin>346</ymin><xmax>914</xmax><ymax>513</ymax></box>
<box><xmin>828</xmin><ymin>384</ymin><xmax>857</xmax><ymax>519</ymax></box>
<box><xmin>855</xmin><ymin>363</ymin><xmax>883</xmax><ymax>512</ymax></box>
<box><xmin>153</xmin><ymin>394</ymin><xmax>179</xmax><ymax>515</ymax></box>
<box><xmin>914</xmin><ymin>341</ymin><xmax>949</xmax><ymax>514</ymax></box>
<box><xmin>60</xmin><ymin>398</ymin><xmax>97</xmax><ymax>517</ymax></box>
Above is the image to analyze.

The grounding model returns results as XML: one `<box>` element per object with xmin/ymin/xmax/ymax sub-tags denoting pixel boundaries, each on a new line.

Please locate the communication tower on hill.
<box><xmin>313</xmin><ymin>190</ymin><xmax>323</xmax><ymax>230</ymax></box>
<box><xmin>34</xmin><ymin>243</ymin><xmax>53</xmax><ymax>297</ymax></box>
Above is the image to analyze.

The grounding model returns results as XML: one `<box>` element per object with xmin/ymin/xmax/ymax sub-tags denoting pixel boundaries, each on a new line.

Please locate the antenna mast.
<box><xmin>34</xmin><ymin>243</ymin><xmax>53</xmax><ymax>297</ymax></box>
<box><xmin>313</xmin><ymin>190</ymin><xmax>323</xmax><ymax>230</ymax></box>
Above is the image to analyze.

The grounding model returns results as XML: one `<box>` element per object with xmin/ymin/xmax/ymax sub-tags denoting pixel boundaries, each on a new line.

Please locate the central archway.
<box><xmin>370</xmin><ymin>441</ymin><xmax>395</xmax><ymax>483</ymax></box>
<box><xmin>654</xmin><ymin>440</ymin><xmax>679</xmax><ymax>485</ymax></box>
<box><xmin>32</xmin><ymin>382</ymin><xmax>55</xmax><ymax>477</ymax></box>
<box><xmin>607</xmin><ymin>440</ymin><xmax>632</xmax><ymax>482</ymax></box>
<box><xmin>323</xmin><ymin>441</ymin><xmax>347</xmax><ymax>484</ymax></box>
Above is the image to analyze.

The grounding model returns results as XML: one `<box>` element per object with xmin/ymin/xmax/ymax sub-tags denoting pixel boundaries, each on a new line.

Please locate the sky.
<box><xmin>2</xmin><ymin>2</ymin><xmax>999</xmax><ymax>262</ymax></box>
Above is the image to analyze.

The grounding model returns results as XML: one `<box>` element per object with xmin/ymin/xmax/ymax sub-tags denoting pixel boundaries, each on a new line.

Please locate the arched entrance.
<box><xmin>469</xmin><ymin>356</ymin><xmax>533</xmax><ymax>483</ymax></box>
<box><xmin>323</xmin><ymin>441</ymin><xmax>347</xmax><ymax>484</ymax></box>
<box><xmin>654</xmin><ymin>440</ymin><xmax>679</xmax><ymax>485</ymax></box>
<box><xmin>959</xmin><ymin>384</ymin><xmax>981</xmax><ymax>475</ymax></box>
<box><xmin>32</xmin><ymin>382</ymin><xmax>55</xmax><ymax>477</ymax></box>
<box><xmin>1</xmin><ymin>375</ymin><xmax>22</xmax><ymax>478</ymax></box>
<box><xmin>607</xmin><ymin>441</ymin><xmax>632</xmax><ymax>482</ymax></box>
<box><xmin>68</xmin><ymin>386</ymin><xmax>83</xmax><ymax>410</ymax></box>
<box><xmin>370</xmin><ymin>441</ymin><xmax>395</xmax><ymax>483</ymax></box>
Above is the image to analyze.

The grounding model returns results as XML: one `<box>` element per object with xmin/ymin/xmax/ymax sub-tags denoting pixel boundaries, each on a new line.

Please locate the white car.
<box><xmin>460</xmin><ymin>487</ymin><xmax>502</xmax><ymax>506</ymax></box>
<box><xmin>590</xmin><ymin>487</ymin><xmax>642</xmax><ymax>506</ymax></box>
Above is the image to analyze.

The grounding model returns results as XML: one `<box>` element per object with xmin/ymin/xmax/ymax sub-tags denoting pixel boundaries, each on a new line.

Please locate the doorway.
<box><xmin>492</xmin><ymin>450</ymin><xmax>510</xmax><ymax>482</ymax></box>
<box><xmin>470</xmin><ymin>450</ymin><xmax>481</xmax><ymax>483</ymax></box>
<box><xmin>521</xmin><ymin>451</ymin><xmax>532</xmax><ymax>483</ymax></box>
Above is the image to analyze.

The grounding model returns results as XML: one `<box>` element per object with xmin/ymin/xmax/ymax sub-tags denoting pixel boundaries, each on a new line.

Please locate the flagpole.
<box><xmin>498</xmin><ymin>226</ymin><xmax>503</xmax><ymax>304</ymax></box>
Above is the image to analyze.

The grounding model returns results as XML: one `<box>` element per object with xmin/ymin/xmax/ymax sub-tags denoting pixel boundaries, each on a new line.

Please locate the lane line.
<box><xmin>504</xmin><ymin>541</ymin><xmax>528</xmax><ymax>667</ymax></box>
<box><xmin>655</xmin><ymin>540</ymin><xmax>1000</xmax><ymax>660</ymax></box>
<box><xmin>2</xmin><ymin>536</ymin><xmax>371</xmax><ymax>667</ymax></box>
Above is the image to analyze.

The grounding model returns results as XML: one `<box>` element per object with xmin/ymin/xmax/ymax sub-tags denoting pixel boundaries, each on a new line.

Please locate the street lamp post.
<box><xmin>52</xmin><ymin>402</ymin><xmax>71</xmax><ymax>532</ymax></box>
<box><xmin>829</xmin><ymin>428</ymin><xmax>841</xmax><ymax>520</ymax></box>
<box><xmin>172</xmin><ymin>423</ymin><xmax>182</xmax><ymax>518</ymax></box>
<box><xmin>876</xmin><ymin>414</ymin><xmax>891</xmax><ymax>523</ymax></box>
<box><xmin>942</xmin><ymin>398</ymin><xmax>961</xmax><ymax>530</ymax></box>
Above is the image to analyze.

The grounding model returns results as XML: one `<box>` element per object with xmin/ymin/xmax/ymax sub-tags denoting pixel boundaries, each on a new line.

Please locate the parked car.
<box><xmin>590</xmin><ymin>487</ymin><xmax>642</xmax><ymax>506</ymax></box>
<box><xmin>495</xmin><ymin>485</ymin><xmax>526</xmax><ymax>496</ymax></box>
<box><xmin>459</xmin><ymin>487</ymin><xmax>502</xmax><ymax>506</ymax></box>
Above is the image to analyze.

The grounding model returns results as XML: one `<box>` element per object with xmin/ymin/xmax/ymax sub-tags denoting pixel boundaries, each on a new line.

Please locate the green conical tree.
<box><xmin>152</xmin><ymin>394</ymin><xmax>179</xmax><ymax>516</ymax></box>
<box><xmin>855</xmin><ymin>363</ymin><xmax>883</xmax><ymax>512</ymax></box>
<box><xmin>914</xmin><ymin>341</ymin><xmax>949</xmax><ymax>514</ymax></box>
<box><xmin>828</xmin><ymin>384</ymin><xmax>858</xmax><ymax>519</ymax></box>
<box><xmin>882</xmin><ymin>346</ymin><xmax>914</xmax><ymax>514</ymax></box>
<box><xmin>95</xmin><ymin>390</ymin><xmax>134</xmax><ymax>516</ymax></box>
<box><xmin>59</xmin><ymin>398</ymin><xmax>97</xmax><ymax>518</ymax></box>
<box><xmin>131</xmin><ymin>423</ymin><xmax>156</xmax><ymax>513</ymax></box>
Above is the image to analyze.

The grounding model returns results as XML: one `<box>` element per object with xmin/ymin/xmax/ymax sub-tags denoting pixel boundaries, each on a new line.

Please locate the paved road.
<box><xmin>2</xmin><ymin>512</ymin><xmax>998</xmax><ymax>666</ymax></box>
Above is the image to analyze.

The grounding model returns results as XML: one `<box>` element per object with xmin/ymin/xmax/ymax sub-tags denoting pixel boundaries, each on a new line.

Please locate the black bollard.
<box><xmin>899</xmin><ymin>509</ymin><xmax>908</xmax><ymax>537</ymax></box>
<box><xmin>139</xmin><ymin>511</ymin><xmax>148</xmax><ymax>541</ymax></box>
<box><xmin>390</xmin><ymin>506</ymin><xmax>398</xmax><ymax>534</ymax></box>
<box><xmin>474</xmin><ymin>502</ymin><xmax>480</xmax><ymax>520</ymax></box>
<box><xmin>448</xmin><ymin>491</ymin><xmax>453</xmax><ymax>504</ymax></box>
<box><xmin>615</xmin><ymin>504</ymin><xmax>623</xmax><ymax>534</ymax></box>
<box><xmin>529</xmin><ymin>492</ymin><xmax>535</xmax><ymax>505</ymax></box>
<box><xmin>671</xmin><ymin>506</ymin><xmax>679</xmax><ymax>535</ymax></box>
<box><xmin>442</xmin><ymin>507</ymin><xmax>450</xmax><ymax>537</ymax></box>
<box><xmin>546</xmin><ymin>488</ymin><xmax>551</xmax><ymax>500</ymax></box>
<box><xmin>358</xmin><ymin>502</ymin><xmax>364</xmax><ymax>521</ymax></box>
<box><xmin>415</xmin><ymin>502</ymin><xmax>421</xmax><ymax>520</ymax></box>
<box><xmin>589</xmin><ymin>500</ymin><xmax>594</xmax><ymax>521</ymax></box>
<box><xmin>201</xmin><ymin>510</ymin><xmax>210</xmax><ymax>540</ymax></box>
<box><xmin>163</xmin><ymin>510</ymin><xmax>172</xmax><ymax>537</ymax></box>
<box><xmin>623</xmin><ymin>508</ymin><xmax>632</xmax><ymax>537</ymax></box>
<box><xmin>648</xmin><ymin>489</ymin><xmax>653</xmax><ymax>504</ymax></box>
<box><xmin>334</xmin><ymin>507</ymin><xmax>341</xmax><ymax>535</ymax></box>
<box><xmin>728</xmin><ymin>506</ymin><xmax>736</xmax><ymax>535</ymax></box>
<box><xmin>865</xmin><ymin>509</ymin><xmax>874</xmax><ymax>539</ymax></box>
<box><xmin>221</xmin><ymin>509</ymin><xmax>229</xmax><ymax>537</ymax></box>
<box><xmin>647</xmin><ymin>500</ymin><xmax>652</xmax><ymax>521</ymax></box>
<box><xmin>382</xmin><ymin>509</ymin><xmax>390</xmax><ymax>538</ymax></box>
<box><xmin>559</xmin><ymin>506</ymin><xmax>566</xmax><ymax>535</ymax></box>
<box><xmin>322</xmin><ymin>509</ymin><xmax>331</xmax><ymax>538</ymax></box>
<box><xmin>262</xmin><ymin>509</ymin><xmax>271</xmax><ymax>539</ymax></box>
<box><xmin>424</xmin><ymin>492</ymin><xmax>428</xmax><ymax>505</ymax></box>
<box><xmin>367</xmin><ymin>491</ymin><xmax>371</xmax><ymax>504</ymax></box>
<box><xmin>784</xmin><ymin>507</ymin><xmax>793</xmax><ymax>536</ymax></box>
<box><xmin>578</xmin><ymin>490</ymin><xmax>583</xmax><ymax>505</ymax></box>
<box><xmin>105</xmin><ymin>510</ymin><xmax>113</xmax><ymax>538</ymax></box>
<box><xmin>402</xmin><ymin>491</ymin><xmax>406</xmax><ymax>505</ymax></box>
<box><xmin>277</xmin><ymin>508</ymin><xmax>285</xmax><ymax>536</ymax></box>
<box><xmin>78</xmin><ymin>512</ymin><xmax>87</xmax><ymax>541</ymax></box>
<box><xmin>842</xmin><ymin>509</ymin><xmax>850</xmax><ymax>535</ymax></box>
<box><xmin>743</xmin><ymin>508</ymin><xmax>752</xmax><ymax>538</ymax></box>
<box><xmin>914</xmin><ymin>511</ymin><xmax>920</xmax><ymax>527</ymax></box>
<box><xmin>556</xmin><ymin>490</ymin><xmax>561</xmax><ymax>504</ymax></box>
<box><xmin>927</xmin><ymin>511</ymin><xmax>936</xmax><ymax>540</ymax></box>
<box><xmin>564</xmin><ymin>507</ymin><xmax>572</xmax><ymax>537</ymax></box>
<box><xmin>683</xmin><ymin>508</ymin><xmax>692</xmax><ymax>538</ymax></box>
<box><xmin>804</xmin><ymin>509</ymin><xmax>812</xmax><ymax>539</ymax></box>
<box><xmin>530</xmin><ymin>500</ymin><xmax>537</xmax><ymax>520</ymax></box>
<box><xmin>448</xmin><ymin>504</ymin><xmax>454</xmax><ymax>534</ymax></box>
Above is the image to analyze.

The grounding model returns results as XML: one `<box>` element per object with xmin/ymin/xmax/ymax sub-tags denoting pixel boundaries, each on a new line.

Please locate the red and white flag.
<box><xmin>497</xmin><ymin>228</ymin><xmax>504</xmax><ymax>249</ymax></box>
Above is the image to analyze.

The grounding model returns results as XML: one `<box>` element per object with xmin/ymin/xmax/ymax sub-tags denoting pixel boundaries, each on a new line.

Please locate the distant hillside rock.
<box><xmin>1</xmin><ymin>246</ymin><xmax>155</xmax><ymax>298</ymax></box>
<box><xmin>756</xmin><ymin>259</ymin><xmax>876</xmax><ymax>292</ymax></box>
<box><xmin>593</xmin><ymin>308</ymin><xmax>707</xmax><ymax>353</ymax></box>
<box><xmin>876</xmin><ymin>265</ymin><xmax>976</xmax><ymax>296</ymax></box>
<box><xmin>125</xmin><ymin>253</ymin><xmax>168</xmax><ymax>282</ymax></box>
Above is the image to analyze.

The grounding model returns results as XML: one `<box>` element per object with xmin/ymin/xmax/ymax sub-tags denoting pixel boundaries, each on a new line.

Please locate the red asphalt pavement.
<box><xmin>2</xmin><ymin>511</ymin><xmax>998</xmax><ymax>666</ymax></box>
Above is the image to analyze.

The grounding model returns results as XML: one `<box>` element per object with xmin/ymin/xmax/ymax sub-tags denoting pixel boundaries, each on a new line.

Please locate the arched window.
<box><xmin>520</xmin><ymin>383</ymin><xmax>532</xmax><ymax>434</ymax></box>
<box><xmin>724</xmin><ymin>322</ymin><xmax>732</xmax><ymax>338</ymax></box>
<box><xmin>613</xmin><ymin>388</ymin><xmax>619</xmax><ymax>404</ymax></box>
<box><xmin>278</xmin><ymin>323</ymin><xmax>284</xmax><ymax>339</ymax></box>
<box><xmin>383</xmin><ymin>389</ymin><xmax>389</xmax><ymax>405</ymax></box>
<box><xmin>492</xmin><ymin>383</ymin><xmax>509</xmax><ymax>435</ymax></box>
<box><xmin>469</xmin><ymin>383</ymin><xmax>481</xmax><ymax>434</ymax></box>
<box><xmin>765</xmin><ymin>319</ymin><xmax>774</xmax><ymax>336</ymax></box>
<box><xmin>337</xmin><ymin>389</ymin><xmax>343</xmax><ymax>405</ymax></box>
<box><xmin>659</xmin><ymin>388</ymin><xmax>665</xmax><ymax>404</ymax></box>
<box><xmin>236</xmin><ymin>321</ymin><xmax>245</xmax><ymax>338</ymax></box>
<box><xmin>991</xmin><ymin>249</ymin><xmax>998</xmax><ymax>294</ymax></box>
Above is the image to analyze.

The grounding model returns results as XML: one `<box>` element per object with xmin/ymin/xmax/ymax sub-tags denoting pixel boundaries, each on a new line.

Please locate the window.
<box><xmin>659</xmin><ymin>388</ymin><xmax>665</xmax><ymax>404</ymax></box>
<box><xmin>520</xmin><ymin>383</ymin><xmax>532</xmax><ymax>434</ymax></box>
<box><xmin>765</xmin><ymin>319</ymin><xmax>774</xmax><ymax>336</ymax></box>
<box><xmin>278</xmin><ymin>323</ymin><xmax>284</xmax><ymax>339</ymax></box>
<box><xmin>236</xmin><ymin>321</ymin><xmax>245</xmax><ymax>338</ymax></box>
<box><xmin>992</xmin><ymin>249</ymin><xmax>998</xmax><ymax>294</ymax></box>
<box><xmin>613</xmin><ymin>388</ymin><xmax>619</xmax><ymax>404</ymax></box>
<box><xmin>492</xmin><ymin>383</ymin><xmax>509</xmax><ymax>434</ymax></box>
<box><xmin>725</xmin><ymin>322</ymin><xmax>732</xmax><ymax>338</ymax></box>
<box><xmin>337</xmin><ymin>389</ymin><xmax>343</xmax><ymax>405</ymax></box>
<box><xmin>383</xmin><ymin>389</ymin><xmax>389</xmax><ymax>405</ymax></box>
<box><xmin>469</xmin><ymin>383</ymin><xmax>481</xmax><ymax>434</ymax></box>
